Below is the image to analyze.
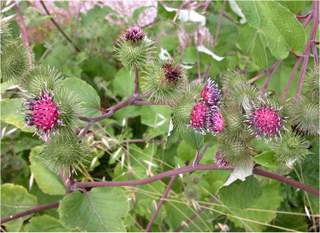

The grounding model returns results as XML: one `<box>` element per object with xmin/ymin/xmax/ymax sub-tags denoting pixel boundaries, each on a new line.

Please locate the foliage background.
<box><xmin>1</xmin><ymin>0</ymin><xmax>319</xmax><ymax>232</ymax></box>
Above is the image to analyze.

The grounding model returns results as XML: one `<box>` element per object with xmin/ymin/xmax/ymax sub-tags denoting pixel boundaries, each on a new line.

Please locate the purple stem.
<box><xmin>134</xmin><ymin>65</ymin><xmax>140</xmax><ymax>97</ymax></box>
<box><xmin>15</xmin><ymin>1</ymin><xmax>32</xmax><ymax>67</ymax></box>
<box><xmin>74</xmin><ymin>165</ymin><xmax>320</xmax><ymax>196</ymax></box>
<box><xmin>281</xmin><ymin>57</ymin><xmax>302</xmax><ymax>103</ymax></box>
<box><xmin>145</xmin><ymin>176</ymin><xmax>177</xmax><ymax>232</ymax></box>
<box><xmin>260</xmin><ymin>60</ymin><xmax>282</xmax><ymax>95</ymax></box>
<box><xmin>0</xmin><ymin>202</ymin><xmax>59</xmax><ymax>224</ymax></box>
<box><xmin>295</xmin><ymin>0</ymin><xmax>319</xmax><ymax>99</ymax></box>
<box><xmin>1</xmin><ymin>165</ymin><xmax>319</xmax><ymax>225</ymax></box>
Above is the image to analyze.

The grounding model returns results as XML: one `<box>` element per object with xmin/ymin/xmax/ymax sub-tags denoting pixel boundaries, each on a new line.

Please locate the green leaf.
<box><xmin>112</xmin><ymin>68</ymin><xmax>134</xmax><ymax>97</ymax></box>
<box><xmin>140</xmin><ymin>106</ymin><xmax>172</xmax><ymax>135</ymax></box>
<box><xmin>0</xmin><ymin>98</ymin><xmax>31</xmax><ymax>132</ymax></box>
<box><xmin>238</xmin><ymin>1</ymin><xmax>306</xmax><ymax>58</ymax></box>
<box><xmin>25</xmin><ymin>215</ymin><xmax>69</xmax><ymax>232</ymax></box>
<box><xmin>1</xmin><ymin>184</ymin><xmax>37</xmax><ymax>231</ymax></box>
<box><xmin>181</xmin><ymin>129</ymin><xmax>204</xmax><ymax>151</ymax></box>
<box><xmin>238</xmin><ymin>25</ymin><xmax>273</xmax><ymax>68</ymax></box>
<box><xmin>59</xmin><ymin>187</ymin><xmax>129</xmax><ymax>232</ymax></box>
<box><xmin>177</xmin><ymin>140</ymin><xmax>197</xmax><ymax>161</ymax></box>
<box><xmin>219</xmin><ymin>180</ymin><xmax>283</xmax><ymax>231</ymax></box>
<box><xmin>253</xmin><ymin>151</ymin><xmax>278</xmax><ymax>169</ymax></box>
<box><xmin>29</xmin><ymin>146</ymin><xmax>65</xmax><ymax>195</ymax></box>
<box><xmin>60</xmin><ymin>78</ymin><xmax>101</xmax><ymax>117</ymax></box>
<box><xmin>219</xmin><ymin>176</ymin><xmax>262</xmax><ymax>209</ymax></box>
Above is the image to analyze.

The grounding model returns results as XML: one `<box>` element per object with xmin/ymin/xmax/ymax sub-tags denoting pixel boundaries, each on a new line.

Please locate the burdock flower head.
<box><xmin>189</xmin><ymin>101</ymin><xmax>209</xmax><ymax>133</ymax></box>
<box><xmin>201</xmin><ymin>79</ymin><xmax>221</xmax><ymax>106</ymax></box>
<box><xmin>124</xmin><ymin>26</ymin><xmax>145</xmax><ymax>43</ymax></box>
<box><xmin>207</xmin><ymin>107</ymin><xmax>224</xmax><ymax>134</ymax></box>
<box><xmin>25</xmin><ymin>91</ymin><xmax>62</xmax><ymax>141</ymax></box>
<box><xmin>162</xmin><ymin>63</ymin><xmax>182</xmax><ymax>85</ymax></box>
<box><xmin>247</xmin><ymin>105</ymin><xmax>283</xmax><ymax>138</ymax></box>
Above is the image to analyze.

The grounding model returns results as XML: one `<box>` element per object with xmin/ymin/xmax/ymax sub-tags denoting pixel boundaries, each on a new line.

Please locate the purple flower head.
<box><xmin>25</xmin><ymin>91</ymin><xmax>61</xmax><ymax>140</ymax></box>
<box><xmin>201</xmin><ymin>79</ymin><xmax>221</xmax><ymax>106</ymax></box>
<box><xmin>124</xmin><ymin>26</ymin><xmax>145</xmax><ymax>42</ymax></box>
<box><xmin>207</xmin><ymin>107</ymin><xmax>224</xmax><ymax>134</ymax></box>
<box><xmin>249</xmin><ymin>106</ymin><xmax>282</xmax><ymax>137</ymax></box>
<box><xmin>189</xmin><ymin>101</ymin><xmax>209</xmax><ymax>132</ymax></box>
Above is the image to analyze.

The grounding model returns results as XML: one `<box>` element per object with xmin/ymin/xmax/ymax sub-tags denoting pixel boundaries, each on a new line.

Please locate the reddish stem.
<box><xmin>0</xmin><ymin>202</ymin><xmax>59</xmax><ymax>224</ymax></box>
<box><xmin>295</xmin><ymin>0</ymin><xmax>319</xmax><ymax>99</ymax></box>
<box><xmin>145</xmin><ymin>176</ymin><xmax>177</xmax><ymax>232</ymax></box>
<box><xmin>280</xmin><ymin>57</ymin><xmax>302</xmax><ymax>103</ymax></box>
<box><xmin>15</xmin><ymin>2</ymin><xmax>32</xmax><ymax>67</ymax></box>
<box><xmin>74</xmin><ymin>165</ymin><xmax>319</xmax><ymax>196</ymax></box>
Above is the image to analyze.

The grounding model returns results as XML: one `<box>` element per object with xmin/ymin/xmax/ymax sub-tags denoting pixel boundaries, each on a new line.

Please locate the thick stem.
<box><xmin>2</xmin><ymin>165</ymin><xmax>319</xmax><ymax>225</ymax></box>
<box><xmin>134</xmin><ymin>65</ymin><xmax>140</xmax><ymax>98</ymax></box>
<box><xmin>280</xmin><ymin>57</ymin><xmax>302</xmax><ymax>103</ymax></box>
<box><xmin>74</xmin><ymin>165</ymin><xmax>319</xmax><ymax>196</ymax></box>
<box><xmin>39</xmin><ymin>0</ymin><xmax>80</xmax><ymax>52</ymax></box>
<box><xmin>0</xmin><ymin>202</ymin><xmax>59</xmax><ymax>224</ymax></box>
<box><xmin>260</xmin><ymin>60</ymin><xmax>282</xmax><ymax>95</ymax></box>
<box><xmin>295</xmin><ymin>0</ymin><xmax>319</xmax><ymax>99</ymax></box>
<box><xmin>253</xmin><ymin>167</ymin><xmax>319</xmax><ymax>196</ymax></box>
<box><xmin>145</xmin><ymin>176</ymin><xmax>177</xmax><ymax>232</ymax></box>
<box><xmin>15</xmin><ymin>2</ymin><xmax>32</xmax><ymax>67</ymax></box>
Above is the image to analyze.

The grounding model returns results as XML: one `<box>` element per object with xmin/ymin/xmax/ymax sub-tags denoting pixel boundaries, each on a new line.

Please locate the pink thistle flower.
<box><xmin>207</xmin><ymin>107</ymin><xmax>224</xmax><ymax>134</ymax></box>
<box><xmin>200</xmin><ymin>79</ymin><xmax>221</xmax><ymax>106</ymax></box>
<box><xmin>248</xmin><ymin>106</ymin><xmax>282</xmax><ymax>137</ymax></box>
<box><xmin>25</xmin><ymin>91</ymin><xmax>61</xmax><ymax>140</ymax></box>
<box><xmin>124</xmin><ymin>26</ymin><xmax>145</xmax><ymax>42</ymax></box>
<box><xmin>162</xmin><ymin>63</ymin><xmax>182</xmax><ymax>85</ymax></box>
<box><xmin>189</xmin><ymin>101</ymin><xmax>209</xmax><ymax>132</ymax></box>
<box><xmin>215</xmin><ymin>151</ymin><xmax>230</xmax><ymax>168</ymax></box>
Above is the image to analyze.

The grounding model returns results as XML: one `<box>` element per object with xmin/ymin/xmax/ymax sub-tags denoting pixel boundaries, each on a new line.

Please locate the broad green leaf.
<box><xmin>29</xmin><ymin>146</ymin><xmax>65</xmax><ymax>195</ymax></box>
<box><xmin>1</xmin><ymin>184</ymin><xmax>37</xmax><ymax>231</ymax></box>
<box><xmin>177</xmin><ymin>140</ymin><xmax>196</xmax><ymax>161</ymax></box>
<box><xmin>238</xmin><ymin>1</ymin><xmax>306</xmax><ymax>58</ymax></box>
<box><xmin>204</xmin><ymin>170</ymin><xmax>230</xmax><ymax>194</ymax></box>
<box><xmin>0</xmin><ymin>98</ymin><xmax>31</xmax><ymax>132</ymax></box>
<box><xmin>140</xmin><ymin>106</ymin><xmax>172</xmax><ymax>135</ymax></box>
<box><xmin>60</xmin><ymin>77</ymin><xmax>101</xmax><ymax>117</ymax></box>
<box><xmin>253</xmin><ymin>151</ymin><xmax>278</xmax><ymax>169</ymax></box>
<box><xmin>238</xmin><ymin>25</ymin><xmax>273</xmax><ymax>68</ymax></box>
<box><xmin>228</xmin><ymin>181</ymin><xmax>282</xmax><ymax>231</ymax></box>
<box><xmin>181</xmin><ymin>129</ymin><xmax>204</xmax><ymax>151</ymax></box>
<box><xmin>112</xmin><ymin>68</ymin><xmax>134</xmax><ymax>97</ymax></box>
<box><xmin>59</xmin><ymin>187</ymin><xmax>129</xmax><ymax>232</ymax></box>
<box><xmin>24</xmin><ymin>215</ymin><xmax>69</xmax><ymax>232</ymax></box>
<box><xmin>219</xmin><ymin>176</ymin><xmax>262</xmax><ymax>209</ymax></box>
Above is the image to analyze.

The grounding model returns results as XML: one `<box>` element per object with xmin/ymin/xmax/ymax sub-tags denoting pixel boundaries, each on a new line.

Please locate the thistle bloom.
<box><xmin>189</xmin><ymin>101</ymin><xmax>208</xmax><ymax>132</ymax></box>
<box><xmin>215</xmin><ymin>151</ymin><xmax>230</xmax><ymax>168</ymax></box>
<box><xmin>124</xmin><ymin>26</ymin><xmax>145</xmax><ymax>42</ymax></box>
<box><xmin>207</xmin><ymin>107</ymin><xmax>224</xmax><ymax>134</ymax></box>
<box><xmin>201</xmin><ymin>79</ymin><xmax>221</xmax><ymax>106</ymax></box>
<box><xmin>248</xmin><ymin>106</ymin><xmax>282</xmax><ymax>137</ymax></box>
<box><xmin>162</xmin><ymin>63</ymin><xmax>182</xmax><ymax>85</ymax></box>
<box><xmin>25</xmin><ymin>91</ymin><xmax>61</xmax><ymax>140</ymax></box>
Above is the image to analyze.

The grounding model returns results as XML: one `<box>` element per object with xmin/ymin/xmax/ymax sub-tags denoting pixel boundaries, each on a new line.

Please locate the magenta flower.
<box><xmin>189</xmin><ymin>101</ymin><xmax>208</xmax><ymax>132</ymax></box>
<box><xmin>207</xmin><ymin>107</ymin><xmax>224</xmax><ymax>134</ymax></box>
<box><xmin>25</xmin><ymin>91</ymin><xmax>61</xmax><ymax>140</ymax></box>
<box><xmin>248</xmin><ymin>106</ymin><xmax>282</xmax><ymax>137</ymax></box>
<box><xmin>124</xmin><ymin>26</ymin><xmax>145</xmax><ymax>42</ymax></box>
<box><xmin>200</xmin><ymin>79</ymin><xmax>221</xmax><ymax>106</ymax></box>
